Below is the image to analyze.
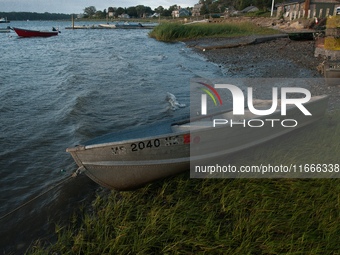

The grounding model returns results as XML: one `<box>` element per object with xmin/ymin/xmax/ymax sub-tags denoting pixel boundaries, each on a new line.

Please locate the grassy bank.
<box><xmin>29</xmin><ymin>110</ymin><xmax>340</xmax><ymax>254</ymax></box>
<box><xmin>148</xmin><ymin>21</ymin><xmax>279</xmax><ymax>41</ymax></box>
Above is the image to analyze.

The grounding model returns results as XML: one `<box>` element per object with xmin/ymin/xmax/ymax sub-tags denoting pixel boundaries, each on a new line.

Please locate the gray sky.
<box><xmin>0</xmin><ymin>0</ymin><xmax>198</xmax><ymax>14</ymax></box>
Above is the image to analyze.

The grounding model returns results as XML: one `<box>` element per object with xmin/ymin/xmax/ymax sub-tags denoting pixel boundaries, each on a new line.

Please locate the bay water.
<box><xmin>0</xmin><ymin>20</ymin><xmax>224</xmax><ymax>253</ymax></box>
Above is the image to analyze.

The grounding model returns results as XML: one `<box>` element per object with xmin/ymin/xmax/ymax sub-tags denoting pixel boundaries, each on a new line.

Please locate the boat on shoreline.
<box><xmin>12</xmin><ymin>27</ymin><xmax>60</xmax><ymax>37</ymax></box>
<box><xmin>67</xmin><ymin>95</ymin><xmax>328</xmax><ymax>190</ymax></box>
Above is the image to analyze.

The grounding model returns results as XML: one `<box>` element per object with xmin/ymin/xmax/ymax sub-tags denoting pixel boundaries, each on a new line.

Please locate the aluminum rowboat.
<box><xmin>67</xmin><ymin>95</ymin><xmax>329</xmax><ymax>190</ymax></box>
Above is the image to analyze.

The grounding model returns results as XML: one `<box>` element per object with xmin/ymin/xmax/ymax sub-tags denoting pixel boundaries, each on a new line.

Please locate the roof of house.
<box><xmin>241</xmin><ymin>6</ymin><xmax>259</xmax><ymax>12</ymax></box>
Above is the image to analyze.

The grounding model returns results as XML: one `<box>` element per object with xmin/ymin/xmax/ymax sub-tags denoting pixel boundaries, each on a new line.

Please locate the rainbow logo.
<box><xmin>198</xmin><ymin>82</ymin><xmax>222</xmax><ymax>106</ymax></box>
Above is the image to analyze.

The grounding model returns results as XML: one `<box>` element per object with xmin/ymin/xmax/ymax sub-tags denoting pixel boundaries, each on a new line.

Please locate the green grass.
<box><xmin>29</xmin><ymin>110</ymin><xmax>340</xmax><ymax>254</ymax></box>
<box><xmin>148</xmin><ymin>21</ymin><xmax>280</xmax><ymax>42</ymax></box>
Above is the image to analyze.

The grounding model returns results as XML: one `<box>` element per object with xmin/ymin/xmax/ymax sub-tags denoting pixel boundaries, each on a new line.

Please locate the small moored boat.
<box><xmin>0</xmin><ymin>17</ymin><xmax>10</xmax><ymax>23</ymax></box>
<box><xmin>98</xmin><ymin>23</ymin><xmax>117</xmax><ymax>28</ymax></box>
<box><xmin>12</xmin><ymin>27</ymin><xmax>60</xmax><ymax>37</ymax></box>
<box><xmin>0</xmin><ymin>26</ymin><xmax>11</xmax><ymax>33</ymax></box>
<box><xmin>99</xmin><ymin>22</ymin><xmax>143</xmax><ymax>28</ymax></box>
<box><xmin>67</xmin><ymin>95</ymin><xmax>329</xmax><ymax>190</ymax></box>
<box><xmin>115</xmin><ymin>22</ymin><xmax>143</xmax><ymax>27</ymax></box>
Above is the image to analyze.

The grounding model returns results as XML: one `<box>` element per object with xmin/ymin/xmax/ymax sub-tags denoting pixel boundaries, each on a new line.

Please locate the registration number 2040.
<box><xmin>111</xmin><ymin>135</ymin><xmax>191</xmax><ymax>155</ymax></box>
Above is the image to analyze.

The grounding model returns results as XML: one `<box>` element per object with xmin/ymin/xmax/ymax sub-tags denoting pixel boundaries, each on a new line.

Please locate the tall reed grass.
<box><xmin>148</xmin><ymin>22</ymin><xmax>279</xmax><ymax>41</ymax></box>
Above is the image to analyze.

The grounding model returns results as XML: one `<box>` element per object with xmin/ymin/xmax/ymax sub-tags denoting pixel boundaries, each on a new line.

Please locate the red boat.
<box><xmin>12</xmin><ymin>27</ymin><xmax>59</xmax><ymax>37</ymax></box>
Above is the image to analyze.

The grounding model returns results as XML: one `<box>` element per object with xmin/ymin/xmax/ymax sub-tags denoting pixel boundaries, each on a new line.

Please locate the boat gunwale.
<box><xmin>12</xmin><ymin>27</ymin><xmax>57</xmax><ymax>32</ymax></box>
<box><xmin>80</xmin><ymin>111</ymin><xmax>324</xmax><ymax>167</ymax></box>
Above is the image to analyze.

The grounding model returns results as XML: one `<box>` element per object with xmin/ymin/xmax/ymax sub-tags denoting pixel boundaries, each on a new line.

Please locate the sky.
<box><xmin>0</xmin><ymin>0</ymin><xmax>199</xmax><ymax>14</ymax></box>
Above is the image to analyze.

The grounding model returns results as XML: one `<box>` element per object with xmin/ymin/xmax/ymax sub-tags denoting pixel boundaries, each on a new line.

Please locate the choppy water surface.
<box><xmin>0</xmin><ymin>20</ymin><xmax>225</xmax><ymax>253</ymax></box>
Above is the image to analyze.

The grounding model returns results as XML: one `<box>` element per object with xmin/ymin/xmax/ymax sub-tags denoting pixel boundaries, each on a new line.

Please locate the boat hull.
<box><xmin>67</xmin><ymin>95</ymin><xmax>329</xmax><ymax>190</ymax></box>
<box><xmin>12</xmin><ymin>27</ymin><xmax>58</xmax><ymax>37</ymax></box>
<box><xmin>98</xmin><ymin>24</ymin><xmax>116</xmax><ymax>28</ymax></box>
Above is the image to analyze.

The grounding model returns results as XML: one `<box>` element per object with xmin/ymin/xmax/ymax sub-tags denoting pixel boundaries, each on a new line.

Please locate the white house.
<box><xmin>118</xmin><ymin>14</ymin><xmax>131</xmax><ymax>18</ymax></box>
<box><xmin>192</xmin><ymin>3</ymin><xmax>203</xmax><ymax>16</ymax></box>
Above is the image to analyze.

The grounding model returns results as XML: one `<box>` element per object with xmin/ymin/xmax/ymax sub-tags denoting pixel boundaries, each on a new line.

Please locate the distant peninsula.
<box><xmin>0</xmin><ymin>12</ymin><xmax>72</xmax><ymax>21</ymax></box>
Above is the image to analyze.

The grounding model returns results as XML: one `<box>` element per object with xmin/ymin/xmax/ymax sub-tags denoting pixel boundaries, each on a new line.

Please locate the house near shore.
<box><xmin>192</xmin><ymin>3</ymin><xmax>203</xmax><ymax>16</ymax></box>
<box><xmin>172</xmin><ymin>6</ymin><xmax>192</xmax><ymax>17</ymax></box>
<box><xmin>241</xmin><ymin>5</ymin><xmax>260</xmax><ymax>13</ymax></box>
<box><xmin>276</xmin><ymin>0</ymin><xmax>340</xmax><ymax>18</ymax></box>
<box><xmin>118</xmin><ymin>14</ymin><xmax>131</xmax><ymax>18</ymax></box>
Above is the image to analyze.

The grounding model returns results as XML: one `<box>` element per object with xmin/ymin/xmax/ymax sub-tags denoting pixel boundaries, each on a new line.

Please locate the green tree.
<box><xmin>84</xmin><ymin>6</ymin><xmax>96</xmax><ymax>17</ymax></box>
<box><xmin>155</xmin><ymin>6</ymin><xmax>164</xmax><ymax>14</ymax></box>
<box><xmin>162</xmin><ymin>9</ymin><xmax>172</xmax><ymax>16</ymax></box>
<box><xmin>126</xmin><ymin>6</ymin><xmax>137</xmax><ymax>17</ymax></box>
<box><xmin>209</xmin><ymin>2</ymin><xmax>220</xmax><ymax>13</ymax></box>
<box><xmin>255</xmin><ymin>0</ymin><xmax>271</xmax><ymax>10</ymax></box>
<box><xmin>115</xmin><ymin>7</ymin><xmax>125</xmax><ymax>18</ymax></box>
<box><xmin>108</xmin><ymin>7</ymin><xmax>116</xmax><ymax>12</ymax></box>
<box><xmin>136</xmin><ymin>5</ymin><xmax>146</xmax><ymax>17</ymax></box>
<box><xmin>235</xmin><ymin>0</ymin><xmax>251</xmax><ymax>10</ymax></box>
<box><xmin>144</xmin><ymin>6</ymin><xmax>153</xmax><ymax>16</ymax></box>
<box><xmin>200</xmin><ymin>4</ymin><xmax>209</xmax><ymax>15</ymax></box>
<box><xmin>95</xmin><ymin>10</ymin><xmax>105</xmax><ymax>18</ymax></box>
<box><xmin>169</xmin><ymin>5</ymin><xmax>178</xmax><ymax>12</ymax></box>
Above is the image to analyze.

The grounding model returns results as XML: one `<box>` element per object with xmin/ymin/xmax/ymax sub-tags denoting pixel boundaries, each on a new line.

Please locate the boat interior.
<box><xmin>81</xmin><ymin>96</ymin><xmax>324</xmax><ymax>147</ymax></box>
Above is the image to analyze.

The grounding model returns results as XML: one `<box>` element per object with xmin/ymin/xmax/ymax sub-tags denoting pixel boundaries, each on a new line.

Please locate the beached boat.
<box><xmin>67</xmin><ymin>95</ymin><xmax>328</xmax><ymax>190</ymax></box>
<box><xmin>12</xmin><ymin>27</ymin><xmax>60</xmax><ymax>37</ymax></box>
<box><xmin>288</xmin><ymin>32</ymin><xmax>314</xmax><ymax>41</ymax></box>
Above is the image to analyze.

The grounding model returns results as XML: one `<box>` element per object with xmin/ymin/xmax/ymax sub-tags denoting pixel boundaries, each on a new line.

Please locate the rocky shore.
<box><xmin>185</xmin><ymin>37</ymin><xmax>340</xmax><ymax>111</ymax></box>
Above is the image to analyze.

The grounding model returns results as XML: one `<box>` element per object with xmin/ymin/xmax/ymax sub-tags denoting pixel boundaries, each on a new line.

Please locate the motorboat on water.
<box><xmin>12</xmin><ymin>27</ymin><xmax>60</xmax><ymax>37</ymax></box>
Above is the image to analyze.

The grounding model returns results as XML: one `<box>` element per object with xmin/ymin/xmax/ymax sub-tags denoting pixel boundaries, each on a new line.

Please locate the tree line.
<box><xmin>83</xmin><ymin>0</ymin><xmax>290</xmax><ymax>20</ymax></box>
<box><xmin>83</xmin><ymin>5</ymin><xmax>191</xmax><ymax>18</ymax></box>
<box><xmin>0</xmin><ymin>12</ymin><xmax>71</xmax><ymax>20</ymax></box>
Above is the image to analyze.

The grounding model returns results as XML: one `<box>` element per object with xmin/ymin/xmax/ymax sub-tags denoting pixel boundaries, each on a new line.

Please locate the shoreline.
<box><xmin>184</xmin><ymin>36</ymin><xmax>340</xmax><ymax>111</ymax></box>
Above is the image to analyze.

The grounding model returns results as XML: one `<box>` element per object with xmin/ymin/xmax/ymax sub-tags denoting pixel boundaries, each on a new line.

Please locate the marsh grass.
<box><xmin>148</xmin><ymin>22</ymin><xmax>280</xmax><ymax>41</ymax></box>
<box><xmin>29</xmin><ymin>110</ymin><xmax>340</xmax><ymax>254</ymax></box>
